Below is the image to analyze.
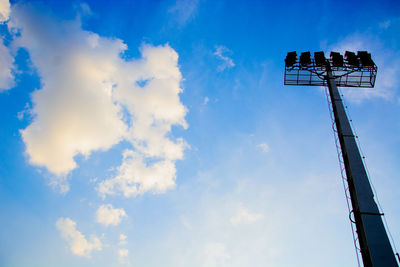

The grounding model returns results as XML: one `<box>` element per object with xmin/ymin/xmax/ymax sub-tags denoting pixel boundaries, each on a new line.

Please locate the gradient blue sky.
<box><xmin>1</xmin><ymin>0</ymin><xmax>400</xmax><ymax>266</ymax></box>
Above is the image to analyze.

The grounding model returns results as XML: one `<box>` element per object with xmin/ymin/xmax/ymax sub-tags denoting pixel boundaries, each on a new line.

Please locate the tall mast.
<box><xmin>284</xmin><ymin>50</ymin><xmax>398</xmax><ymax>266</ymax></box>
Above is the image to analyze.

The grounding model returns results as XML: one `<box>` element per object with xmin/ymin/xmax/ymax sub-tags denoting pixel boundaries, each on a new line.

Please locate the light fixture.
<box><xmin>345</xmin><ymin>51</ymin><xmax>359</xmax><ymax>67</ymax></box>
<box><xmin>314</xmin><ymin>51</ymin><xmax>326</xmax><ymax>66</ymax></box>
<box><xmin>300</xmin><ymin>51</ymin><xmax>311</xmax><ymax>66</ymax></box>
<box><xmin>330</xmin><ymin>52</ymin><xmax>343</xmax><ymax>67</ymax></box>
<box><xmin>285</xmin><ymin>51</ymin><xmax>297</xmax><ymax>67</ymax></box>
<box><xmin>357</xmin><ymin>51</ymin><xmax>374</xmax><ymax>68</ymax></box>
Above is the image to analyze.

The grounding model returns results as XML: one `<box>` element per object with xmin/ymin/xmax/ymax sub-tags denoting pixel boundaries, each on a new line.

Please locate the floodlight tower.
<box><xmin>284</xmin><ymin>51</ymin><xmax>398</xmax><ymax>267</ymax></box>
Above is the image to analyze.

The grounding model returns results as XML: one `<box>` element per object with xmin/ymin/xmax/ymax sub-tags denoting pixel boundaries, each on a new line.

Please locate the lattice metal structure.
<box><xmin>284</xmin><ymin>51</ymin><xmax>398</xmax><ymax>267</ymax></box>
<box><xmin>284</xmin><ymin>52</ymin><xmax>377</xmax><ymax>87</ymax></box>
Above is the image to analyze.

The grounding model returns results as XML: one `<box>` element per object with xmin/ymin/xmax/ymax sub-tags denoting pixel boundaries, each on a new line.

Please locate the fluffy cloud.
<box><xmin>229</xmin><ymin>204</ymin><xmax>263</xmax><ymax>225</ymax></box>
<box><xmin>0</xmin><ymin>0</ymin><xmax>10</xmax><ymax>22</ymax></box>
<box><xmin>96</xmin><ymin>204</ymin><xmax>127</xmax><ymax>226</ymax></box>
<box><xmin>97</xmin><ymin>150</ymin><xmax>179</xmax><ymax>197</ymax></box>
<box><xmin>213</xmin><ymin>46</ymin><xmax>235</xmax><ymax>71</ymax></box>
<box><xmin>10</xmin><ymin>6</ymin><xmax>128</xmax><ymax>176</ymax></box>
<box><xmin>56</xmin><ymin>217</ymin><xmax>102</xmax><ymax>257</ymax></box>
<box><xmin>9</xmin><ymin>4</ymin><xmax>187</xmax><ymax>194</ymax></box>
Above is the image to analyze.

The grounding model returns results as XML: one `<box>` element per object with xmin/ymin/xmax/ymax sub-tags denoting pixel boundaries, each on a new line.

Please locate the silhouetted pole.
<box><xmin>326</xmin><ymin>64</ymin><xmax>398</xmax><ymax>267</ymax></box>
<box><xmin>284</xmin><ymin>50</ymin><xmax>398</xmax><ymax>266</ymax></box>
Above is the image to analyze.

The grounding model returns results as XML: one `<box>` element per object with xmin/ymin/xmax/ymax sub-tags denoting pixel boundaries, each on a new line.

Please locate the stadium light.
<box><xmin>284</xmin><ymin>51</ymin><xmax>398</xmax><ymax>267</ymax></box>
<box><xmin>285</xmin><ymin>51</ymin><xmax>297</xmax><ymax>67</ymax></box>
<box><xmin>300</xmin><ymin>51</ymin><xmax>311</xmax><ymax>66</ymax></box>
<box><xmin>314</xmin><ymin>51</ymin><xmax>326</xmax><ymax>67</ymax></box>
<box><xmin>345</xmin><ymin>51</ymin><xmax>359</xmax><ymax>67</ymax></box>
<box><xmin>358</xmin><ymin>51</ymin><xmax>375</xmax><ymax>68</ymax></box>
<box><xmin>330</xmin><ymin>51</ymin><xmax>343</xmax><ymax>67</ymax></box>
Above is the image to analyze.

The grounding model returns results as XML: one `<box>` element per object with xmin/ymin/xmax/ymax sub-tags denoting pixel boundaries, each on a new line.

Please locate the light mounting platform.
<box><xmin>284</xmin><ymin>51</ymin><xmax>377</xmax><ymax>88</ymax></box>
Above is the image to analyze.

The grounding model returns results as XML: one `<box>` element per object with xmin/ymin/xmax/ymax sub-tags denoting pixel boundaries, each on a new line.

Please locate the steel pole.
<box><xmin>326</xmin><ymin>67</ymin><xmax>398</xmax><ymax>267</ymax></box>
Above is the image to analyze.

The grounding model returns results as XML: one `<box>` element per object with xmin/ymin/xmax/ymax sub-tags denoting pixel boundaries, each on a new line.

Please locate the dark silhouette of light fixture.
<box><xmin>300</xmin><ymin>51</ymin><xmax>311</xmax><ymax>66</ymax></box>
<box><xmin>358</xmin><ymin>51</ymin><xmax>375</xmax><ymax>68</ymax></box>
<box><xmin>314</xmin><ymin>51</ymin><xmax>326</xmax><ymax>67</ymax></box>
<box><xmin>345</xmin><ymin>51</ymin><xmax>359</xmax><ymax>67</ymax></box>
<box><xmin>330</xmin><ymin>51</ymin><xmax>343</xmax><ymax>67</ymax></box>
<box><xmin>285</xmin><ymin>51</ymin><xmax>297</xmax><ymax>67</ymax></box>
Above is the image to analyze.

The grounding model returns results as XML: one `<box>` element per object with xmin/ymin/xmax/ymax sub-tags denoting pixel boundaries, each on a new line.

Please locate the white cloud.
<box><xmin>203</xmin><ymin>96</ymin><xmax>209</xmax><ymax>105</ymax></box>
<box><xmin>118</xmin><ymin>249</ymin><xmax>129</xmax><ymax>264</ymax></box>
<box><xmin>10</xmin><ymin>7</ymin><xmax>127</xmax><ymax>176</ymax></box>
<box><xmin>96</xmin><ymin>204</ymin><xmax>127</xmax><ymax>226</ymax></box>
<box><xmin>213</xmin><ymin>46</ymin><xmax>235</xmax><ymax>71</ymax></box>
<box><xmin>56</xmin><ymin>217</ymin><xmax>102</xmax><ymax>257</ymax></box>
<box><xmin>0</xmin><ymin>39</ymin><xmax>14</xmax><ymax>90</ymax></box>
<box><xmin>0</xmin><ymin>0</ymin><xmax>10</xmax><ymax>22</ymax></box>
<box><xmin>257</xmin><ymin>143</ymin><xmax>270</xmax><ymax>153</ymax></box>
<box><xmin>119</xmin><ymin>234</ymin><xmax>128</xmax><ymax>245</ymax></box>
<box><xmin>97</xmin><ymin>150</ymin><xmax>180</xmax><ymax>197</ymax></box>
<box><xmin>9</xmin><ymin>4</ymin><xmax>188</xmax><ymax>195</ymax></box>
<box><xmin>0</xmin><ymin>0</ymin><xmax>14</xmax><ymax>92</ymax></box>
<box><xmin>229</xmin><ymin>204</ymin><xmax>262</xmax><ymax>225</ymax></box>
<box><xmin>327</xmin><ymin>34</ymin><xmax>400</xmax><ymax>103</ymax></box>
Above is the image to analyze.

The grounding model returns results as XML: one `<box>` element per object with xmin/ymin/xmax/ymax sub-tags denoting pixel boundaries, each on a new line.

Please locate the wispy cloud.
<box><xmin>0</xmin><ymin>39</ymin><xmax>14</xmax><ymax>90</ymax></box>
<box><xmin>230</xmin><ymin>204</ymin><xmax>263</xmax><ymax>225</ymax></box>
<box><xmin>169</xmin><ymin>0</ymin><xmax>200</xmax><ymax>26</ymax></box>
<box><xmin>56</xmin><ymin>218</ymin><xmax>102</xmax><ymax>257</ymax></box>
<box><xmin>379</xmin><ymin>20</ymin><xmax>391</xmax><ymax>29</ymax></box>
<box><xmin>326</xmin><ymin>33</ymin><xmax>400</xmax><ymax>103</ymax></box>
<box><xmin>257</xmin><ymin>143</ymin><xmax>270</xmax><ymax>153</ymax></box>
<box><xmin>204</xmin><ymin>242</ymin><xmax>231</xmax><ymax>267</ymax></box>
<box><xmin>0</xmin><ymin>0</ymin><xmax>13</xmax><ymax>91</ymax></box>
<box><xmin>213</xmin><ymin>45</ymin><xmax>235</xmax><ymax>71</ymax></box>
<box><xmin>119</xmin><ymin>234</ymin><xmax>128</xmax><ymax>245</ymax></box>
<box><xmin>118</xmin><ymin>249</ymin><xmax>129</xmax><ymax>264</ymax></box>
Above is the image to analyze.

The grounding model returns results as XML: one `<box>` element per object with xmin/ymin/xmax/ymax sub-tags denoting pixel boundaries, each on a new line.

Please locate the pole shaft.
<box><xmin>326</xmin><ymin>69</ymin><xmax>398</xmax><ymax>267</ymax></box>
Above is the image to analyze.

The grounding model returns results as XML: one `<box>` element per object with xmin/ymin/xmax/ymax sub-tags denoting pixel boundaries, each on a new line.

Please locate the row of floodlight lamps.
<box><xmin>285</xmin><ymin>51</ymin><xmax>375</xmax><ymax>68</ymax></box>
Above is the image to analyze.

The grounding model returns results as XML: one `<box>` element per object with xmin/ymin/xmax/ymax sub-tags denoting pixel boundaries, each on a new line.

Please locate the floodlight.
<box><xmin>345</xmin><ymin>51</ymin><xmax>355</xmax><ymax>59</ymax></box>
<box><xmin>285</xmin><ymin>51</ymin><xmax>297</xmax><ymax>67</ymax></box>
<box><xmin>345</xmin><ymin>51</ymin><xmax>359</xmax><ymax>67</ymax></box>
<box><xmin>300</xmin><ymin>51</ymin><xmax>311</xmax><ymax>66</ymax></box>
<box><xmin>283</xmin><ymin>50</ymin><xmax>399</xmax><ymax>267</ymax></box>
<box><xmin>330</xmin><ymin>52</ymin><xmax>343</xmax><ymax>67</ymax></box>
<box><xmin>314</xmin><ymin>51</ymin><xmax>326</xmax><ymax>66</ymax></box>
<box><xmin>357</xmin><ymin>51</ymin><xmax>375</xmax><ymax>68</ymax></box>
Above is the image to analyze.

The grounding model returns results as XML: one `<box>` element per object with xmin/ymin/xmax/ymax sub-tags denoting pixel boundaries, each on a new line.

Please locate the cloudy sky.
<box><xmin>0</xmin><ymin>0</ymin><xmax>399</xmax><ymax>266</ymax></box>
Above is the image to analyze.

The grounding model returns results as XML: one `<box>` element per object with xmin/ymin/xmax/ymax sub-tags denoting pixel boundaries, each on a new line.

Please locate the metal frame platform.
<box><xmin>284</xmin><ymin>59</ymin><xmax>377</xmax><ymax>87</ymax></box>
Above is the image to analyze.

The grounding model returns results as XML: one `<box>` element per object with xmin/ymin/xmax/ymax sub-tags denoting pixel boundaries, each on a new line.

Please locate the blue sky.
<box><xmin>0</xmin><ymin>0</ymin><xmax>400</xmax><ymax>266</ymax></box>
